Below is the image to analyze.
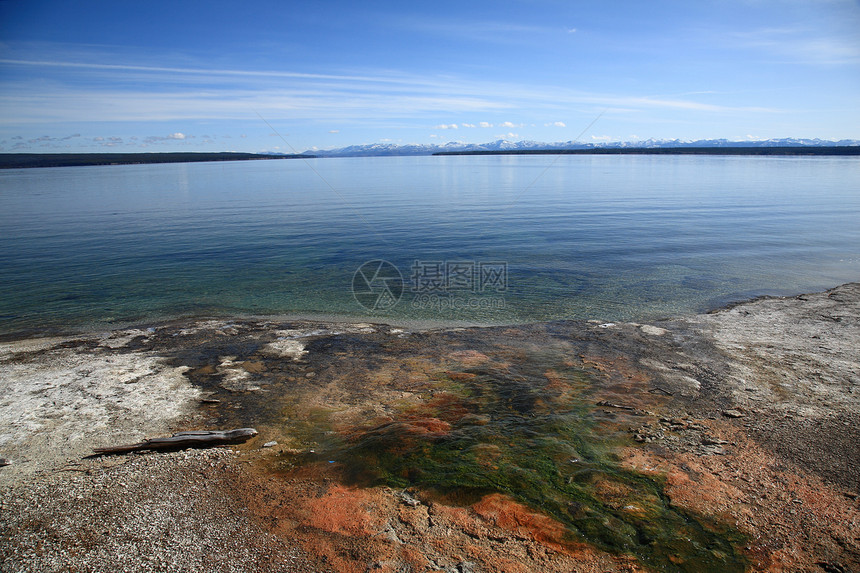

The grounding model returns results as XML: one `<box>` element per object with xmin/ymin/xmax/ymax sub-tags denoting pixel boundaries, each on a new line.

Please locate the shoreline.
<box><xmin>2</xmin><ymin>281</ymin><xmax>854</xmax><ymax>344</ymax></box>
<box><xmin>2</xmin><ymin>283</ymin><xmax>859</xmax><ymax>572</ymax></box>
<box><xmin>434</xmin><ymin>145</ymin><xmax>860</xmax><ymax>156</ymax></box>
<box><xmin>0</xmin><ymin>152</ymin><xmax>311</xmax><ymax>170</ymax></box>
<box><xmin>0</xmin><ymin>312</ymin><xmax>499</xmax><ymax>344</ymax></box>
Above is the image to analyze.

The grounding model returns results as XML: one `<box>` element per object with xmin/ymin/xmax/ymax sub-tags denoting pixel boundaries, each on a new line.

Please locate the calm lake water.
<box><xmin>1</xmin><ymin>155</ymin><xmax>859</xmax><ymax>335</ymax></box>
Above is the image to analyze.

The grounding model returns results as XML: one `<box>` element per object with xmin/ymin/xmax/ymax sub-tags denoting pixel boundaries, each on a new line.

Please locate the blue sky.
<box><xmin>1</xmin><ymin>0</ymin><xmax>858</xmax><ymax>153</ymax></box>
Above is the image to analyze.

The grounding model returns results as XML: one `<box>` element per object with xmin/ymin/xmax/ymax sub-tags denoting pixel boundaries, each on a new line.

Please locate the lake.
<box><xmin>1</xmin><ymin>154</ymin><xmax>859</xmax><ymax>335</ymax></box>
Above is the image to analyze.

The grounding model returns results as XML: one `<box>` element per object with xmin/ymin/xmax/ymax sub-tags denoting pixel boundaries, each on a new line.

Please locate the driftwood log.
<box><xmin>92</xmin><ymin>428</ymin><xmax>258</xmax><ymax>455</ymax></box>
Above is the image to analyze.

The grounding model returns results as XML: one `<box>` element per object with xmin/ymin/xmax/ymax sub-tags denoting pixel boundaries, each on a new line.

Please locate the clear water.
<box><xmin>1</xmin><ymin>155</ymin><xmax>859</xmax><ymax>335</ymax></box>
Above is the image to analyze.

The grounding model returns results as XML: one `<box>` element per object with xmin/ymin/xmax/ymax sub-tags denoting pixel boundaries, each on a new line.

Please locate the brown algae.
<box><xmin>277</xmin><ymin>362</ymin><xmax>747</xmax><ymax>572</ymax></box>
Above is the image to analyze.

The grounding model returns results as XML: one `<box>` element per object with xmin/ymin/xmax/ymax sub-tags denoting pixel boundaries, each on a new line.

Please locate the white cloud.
<box><xmin>567</xmin><ymin>28</ymin><xmax>577</xmax><ymax>34</ymax></box>
<box><xmin>461</xmin><ymin>123</ymin><xmax>476</xmax><ymax>128</ymax></box>
<box><xmin>479</xmin><ymin>122</ymin><xmax>493</xmax><ymax>128</ymax></box>
<box><xmin>499</xmin><ymin>121</ymin><xmax>516</xmax><ymax>128</ymax></box>
<box><xmin>545</xmin><ymin>121</ymin><xmax>566</xmax><ymax>127</ymax></box>
<box><xmin>142</xmin><ymin>133</ymin><xmax>188</xmax><ymax>144</ymax></box>
<box><xmin>26</xmin><ymin>134</ymin><xmax>81</xmax><ymax>143</ymax></box>
<box><xmin>434</xmin><ymin>123</ymin><xmax>458</xmax><ymax>129</ymax></box>
<box><xmin>591</xmin><ymin>135</ymin><xmax>612</xmax><ymax>141</ymax></box>
<box><xmin>86</xmin><ymin>136</ymin><xmax>125</xmax><ymax>147</ymax></box>
<box><xmin>328</xmin><ymin>129</ymin><xmax>340</xmax><ymax>133</ymax></box>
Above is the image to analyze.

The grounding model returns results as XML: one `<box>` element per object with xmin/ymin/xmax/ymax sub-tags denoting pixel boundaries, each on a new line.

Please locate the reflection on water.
<box><xmin>1</xmin><ymin>155</ymin><xmax>859</xmax><ymax>334</ymax></box>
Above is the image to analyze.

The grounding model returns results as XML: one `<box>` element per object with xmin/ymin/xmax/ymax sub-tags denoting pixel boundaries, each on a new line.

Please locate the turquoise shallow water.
<box><xmin>1</xmin><ymin>155</ymin><xmax>859</xmax><ymax>334</ymax></box>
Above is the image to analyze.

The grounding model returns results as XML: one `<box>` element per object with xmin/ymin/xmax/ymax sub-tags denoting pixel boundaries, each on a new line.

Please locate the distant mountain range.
<box><xmin>298</xmin><ymin>138</ymin><xmax>860</xmax><ymax>158</ymax></box>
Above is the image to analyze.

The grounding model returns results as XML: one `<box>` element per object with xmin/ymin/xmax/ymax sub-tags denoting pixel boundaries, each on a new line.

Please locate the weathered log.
<box><xmin>92</xmin><ymin>428</ymin><xmax>258</xmax><ymax>455</ymax></box>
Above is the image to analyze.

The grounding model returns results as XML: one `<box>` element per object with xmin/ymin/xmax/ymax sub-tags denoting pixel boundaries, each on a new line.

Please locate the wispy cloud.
<box><xmin>27</xmin><ymin>133</ymin><xmax>81</xmax><ymax>143</ymax></box>
<box><xmin>730</xmin><ymin>26</ymin><xmax>860</xmax><ymax>65</ymax></box>
<box><xmin>91</xmin><ymin>136</ymin><xmax>124</xmax><ymax>147</ymax></box>
<box><xmin>0</xmin><ymin>44</ymin><xmax>784</xmax><ymax>137</ymax></box>
<box><xmin>0</xmin><ymin>58</ymin><xmax>420</xmax><ymax>85</ymax></box>
<box><xmin>0</xmin><ymin>132</ymin><xmax>84</xmax><ymax>150</ymax></box>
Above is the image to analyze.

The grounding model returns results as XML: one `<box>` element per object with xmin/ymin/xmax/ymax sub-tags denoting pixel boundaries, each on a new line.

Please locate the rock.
<box><xmin>640</xmin><ymin>324</ymin><xmax>668</xmax><ymax>336</ymax></box>
<box><xmin>814</xmin><ymin>562</ymin><xmax>849</xmax><ymax>573</ymax></box>
<box><xmin>381</xmin><ymin>523</ymin><xmax>401</xmax><ymax>544</ymax></box>
<box><xmin>0</xmin><ymin>458</ymin><xmax>10</xmax><ymax>467</ymax></box>
<box><xmin>398</xmin><ymin>490</ymin><xmax>421</xmax><ymax>507</ymax></box>
<box><xmin>262</xmin><ymin>441</ymin><xmax>278</xmax><ymax>448</ymax></box>
<box><xmin>699</xmin><ymin>444</ymin><xmax>726</xmax><ymax>455</ymax></box>
<box><xmin>722</xmin><ymin>409</ymin><xmax>746</xmax><ymax>418</ymax></box>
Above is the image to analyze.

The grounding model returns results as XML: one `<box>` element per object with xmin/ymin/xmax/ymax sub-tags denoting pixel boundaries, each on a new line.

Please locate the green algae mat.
<box><xmin>263</xmin><ymin>332</ymin><xmax>748</xmax><ymax>572</ymax></box>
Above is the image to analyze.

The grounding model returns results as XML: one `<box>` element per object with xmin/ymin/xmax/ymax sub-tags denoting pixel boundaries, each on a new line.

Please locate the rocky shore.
<box><xmin>1</xmin><ymin>284</ymin><xmax>858</xmax><ymax>572</ymax></box>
